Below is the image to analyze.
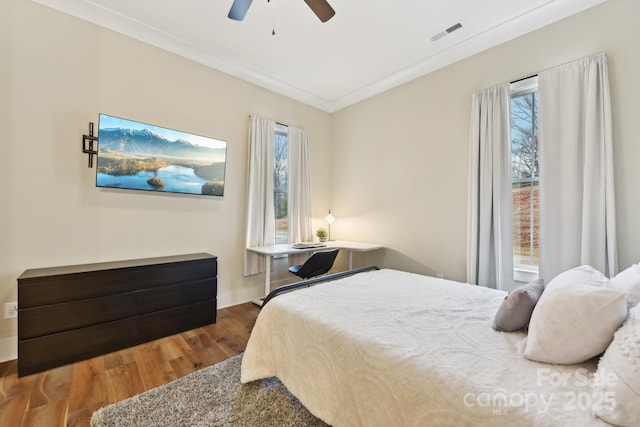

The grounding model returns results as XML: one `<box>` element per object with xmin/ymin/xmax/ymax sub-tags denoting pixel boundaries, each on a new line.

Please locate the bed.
<box><xmin>240</xmin><ymin>268</ymin><xmax>618</xmax><ymax>426</ymax></box>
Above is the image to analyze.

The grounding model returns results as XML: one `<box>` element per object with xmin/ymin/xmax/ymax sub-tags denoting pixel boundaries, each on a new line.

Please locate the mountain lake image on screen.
<box><xmin>96</xmin><ymin>114</ymin><xmax>227</xmax><ymax>197</ymax></box>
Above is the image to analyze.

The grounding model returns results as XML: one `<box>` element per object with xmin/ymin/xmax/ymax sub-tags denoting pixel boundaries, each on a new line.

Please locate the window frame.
<box><xmin>509</xmin><ymin>76</ymin><xmax>540</xmax><ymax>282</ymax></box>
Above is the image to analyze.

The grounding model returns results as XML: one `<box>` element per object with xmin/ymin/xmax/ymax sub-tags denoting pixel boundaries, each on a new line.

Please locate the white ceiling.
<box><xmin>33</xmin><ymin>0</ymin><xmax>605</xmax><ymax>112</ymax></box>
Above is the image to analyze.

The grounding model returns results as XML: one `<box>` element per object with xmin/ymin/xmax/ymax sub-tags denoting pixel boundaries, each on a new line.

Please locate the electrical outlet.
<box><xmin>4</xmin><ymin>302</ymin><xmax>17</xmax><ymax>319</ymax></box>
<box><xmin>436</xmin><ymin>273</ymin><xmax>445</xmax><ymax>279</ymax></box>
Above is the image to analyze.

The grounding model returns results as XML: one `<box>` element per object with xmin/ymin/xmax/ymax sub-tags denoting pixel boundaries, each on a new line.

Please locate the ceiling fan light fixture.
<box><xmin>228</xmin><ymin>0</ymin><xmax>335</xmax><ymax>23</ymax></box>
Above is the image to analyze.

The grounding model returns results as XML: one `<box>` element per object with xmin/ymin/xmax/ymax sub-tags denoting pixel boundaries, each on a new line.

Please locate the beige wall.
<box><xmin>0</xmin><ymin>0</ymin><xmax>332</xmax><ymax>339</ymax></box>
<box><xmin>330</xmin><ymin>0</ymin><xmax>640</xmax><ymax>282</ymax></box>
<box><xmin>2</xmin><ymin>0</ymin><xmax>639</xmax><ymax>343</ymax></box>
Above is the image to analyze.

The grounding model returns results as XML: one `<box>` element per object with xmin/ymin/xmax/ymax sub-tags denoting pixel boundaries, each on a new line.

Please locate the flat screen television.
<box><xmin>96</xmin><ymin>114</ymin><xmax>227</xmax><ymax>197</ymax></box>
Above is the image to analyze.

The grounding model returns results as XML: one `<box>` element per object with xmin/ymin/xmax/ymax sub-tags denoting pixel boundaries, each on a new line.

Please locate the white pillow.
<box><xmin>517</xmin><ymin>266</ymin><xmax>626</xmax><ymax>364</ymax></box>
<box><xmin>547</xmin><ymin>264</ymin><xmax>608</xmax><ymax>289</ymax></box>
<box><xmin>607</xmin><ymin>263</ymin><xmax>640</xmax><ymax>310</ymax></box>
<box><xmin>592</xmin><ymin>312</ymin><xmax>640</xmax><ymax>426</ymax></box>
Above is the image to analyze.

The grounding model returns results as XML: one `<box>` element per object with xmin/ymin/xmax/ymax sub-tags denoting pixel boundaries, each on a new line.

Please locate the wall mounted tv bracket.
<box><xmin>82</xmin><ymin>122</ymin><xmax>98</xmax><ymax>168</ymax></box>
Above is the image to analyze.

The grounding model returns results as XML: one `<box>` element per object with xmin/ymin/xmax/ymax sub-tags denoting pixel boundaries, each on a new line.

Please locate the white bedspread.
<box><xmin>241</xmin><ymin>269</ymin><xmax>609</xmax><ymax>426</ymax></box>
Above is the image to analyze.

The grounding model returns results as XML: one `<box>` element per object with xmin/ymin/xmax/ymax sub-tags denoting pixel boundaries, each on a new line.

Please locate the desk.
<box><xmin>247</xmin><ymin>240</ymin><xmax>383</xmax><ymax>303</ymax></box>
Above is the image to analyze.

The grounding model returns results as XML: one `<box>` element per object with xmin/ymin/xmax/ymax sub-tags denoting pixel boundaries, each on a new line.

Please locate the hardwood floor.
<box><xmin>0</xmin><ymin>302</ymin><xmax>260</xmax><ymax>427</ymax></box>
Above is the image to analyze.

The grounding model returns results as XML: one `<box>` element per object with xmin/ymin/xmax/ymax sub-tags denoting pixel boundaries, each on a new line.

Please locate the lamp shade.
<box><xmin>324</xmin><ymin>209</ymin><xmax>335</xmax><ymax>224</ymax></box>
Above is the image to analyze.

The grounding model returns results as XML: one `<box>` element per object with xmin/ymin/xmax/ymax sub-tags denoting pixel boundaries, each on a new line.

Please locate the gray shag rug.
<box><xmin>91</xmin><ymin>354</ymin><xmax>329</xmax><ymax>427</ymax></box>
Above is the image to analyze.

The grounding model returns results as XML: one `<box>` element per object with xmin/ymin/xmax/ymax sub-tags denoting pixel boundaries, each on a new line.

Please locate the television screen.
<box><xmin>96</xmin><ymin>114</ymin><xmax>227</xmax><ymax>197</ymax></box>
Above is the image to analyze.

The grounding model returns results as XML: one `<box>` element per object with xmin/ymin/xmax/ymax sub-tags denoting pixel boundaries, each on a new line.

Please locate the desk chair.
<box><xmin>288</xmin><ymin>249</ymin><xmax>339</xmax><ymax>279</ymax></box>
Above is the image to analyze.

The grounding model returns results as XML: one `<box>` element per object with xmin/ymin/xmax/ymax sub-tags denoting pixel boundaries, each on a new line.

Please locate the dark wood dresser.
<box><xmin>17</xmin><ymin>253</ymin><xmax>217</xmax><ymax>376</ymax></box>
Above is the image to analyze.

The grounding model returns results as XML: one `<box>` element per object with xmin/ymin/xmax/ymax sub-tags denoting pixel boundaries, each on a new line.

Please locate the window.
<box><xmin>510</xmin><ymin>76</ymin><xmax>539</xmax><ymax>273</ymax></box>
<box><xmin>273</xmin><ymin>124</ymin><xmax>289</xmax><ymax>244</ymax></box>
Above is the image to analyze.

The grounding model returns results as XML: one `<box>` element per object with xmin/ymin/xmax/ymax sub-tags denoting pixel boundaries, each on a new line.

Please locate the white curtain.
<box><xmin>538</xmin><ymin>54</ymin><xmax>617</xmax><ymax>281</ymax></box>
<box><xmin>244</xmin><ymin>115</ymin><xmax>275</xmax><ymax>276</ymax></box>
<box><xmin>287</xmin><ymin>126</ymin><xmax>313</xmax><ymax>244</ymax></box>
<box><xmin>466</xmin><ymin>83</ymin><xmax>513</xmax><ymax>290</ymax></box>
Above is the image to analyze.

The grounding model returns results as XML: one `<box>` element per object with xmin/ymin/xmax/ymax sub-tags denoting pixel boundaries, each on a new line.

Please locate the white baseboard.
<box><xmin>0</xmin><ymin>336</ymin><xmax>17</xmax><ymax>363</ymax></box>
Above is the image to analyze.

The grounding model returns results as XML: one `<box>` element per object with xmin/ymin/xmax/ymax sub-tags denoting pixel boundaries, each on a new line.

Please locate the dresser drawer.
<box><xmin>138</xmin><ymin>259</ymin><xmax>217</xmax><ymax>289</ymax></box>
<box><xmin>138</xmin><ymin>279</ymin><xmax>216</xmax><ymax>314</ymax></box>
<box><xmin>19</xmin><ymin>292</ymin><xmax>137</xmax><ymax>340</ymax></box>
<box><xmin>18</xmin><ymin>317</ymin><xmax>138</xmax><ymax>376</ymax></box>
<box><xmin>18</xmin><ymin>270</ymin><xmax>137</xmax><ymax>308</ymax></box>
<box><xmin>138</xmin><ymin>300</ymin><xmax>216</xmax><ymax>342</ymax></box>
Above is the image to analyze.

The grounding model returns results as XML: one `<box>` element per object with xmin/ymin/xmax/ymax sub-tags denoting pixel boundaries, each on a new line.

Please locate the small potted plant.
<box><xmin>316</xmin><ymin>228</ymin><xmax>328</xmax><ymax>242</ymax></box>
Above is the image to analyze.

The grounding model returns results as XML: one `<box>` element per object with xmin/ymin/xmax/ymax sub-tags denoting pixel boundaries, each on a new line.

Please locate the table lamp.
<box><xmin>324</xmin><ymin>209</ymin><xmax>335</xmax><ymax>241</ymax></box>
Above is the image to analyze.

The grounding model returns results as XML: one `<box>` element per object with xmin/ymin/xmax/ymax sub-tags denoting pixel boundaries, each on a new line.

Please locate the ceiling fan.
<box><xmin>228</xmin><ymin>0</ymin><xmax>335</xmax><ymax>23</ymax></box>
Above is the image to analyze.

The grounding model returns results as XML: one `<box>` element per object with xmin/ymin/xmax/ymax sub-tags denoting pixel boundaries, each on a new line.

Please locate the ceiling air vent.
<box><xmin>446</xmin><ymin>22</ymin><xmax>463</xmax><ymax>34</ymax></box>
<box><xmin>430</xmin><ymin>21</ymin><xmax>463</xmax><ymax>42</ymax></box>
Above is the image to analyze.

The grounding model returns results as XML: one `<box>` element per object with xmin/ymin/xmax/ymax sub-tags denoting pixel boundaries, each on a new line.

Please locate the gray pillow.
<box><xmin>493</xmin><ymin>278</ymin><xmax>545</xmax><ymax>332</ymax></box>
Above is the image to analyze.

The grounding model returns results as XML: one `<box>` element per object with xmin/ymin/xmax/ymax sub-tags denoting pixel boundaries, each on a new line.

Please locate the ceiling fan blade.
<box><xmin>304</xmin><ymin>0</ymin><xmax>335</xmax><ymax>23</ymax></box>
<box><xmin>228</xmin><ymin>0</ymin><xmax>253</xmax><ymax>21</ymax></box>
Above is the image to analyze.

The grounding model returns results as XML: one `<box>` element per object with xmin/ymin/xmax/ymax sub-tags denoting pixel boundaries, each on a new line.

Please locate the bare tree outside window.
<box><xmin>511</xmin><ymin>92</ymin><xmax>539</xmax><ymax>179</ymax></box>
<box><xmin>511</xmin><ymin>91</ymin><xmax>539</xmax><ymax>267</ymax></box>
<box><xmin>274</xmin><ymin>131</ymin><xmax>288</xmax><ymax>244</ymax></box>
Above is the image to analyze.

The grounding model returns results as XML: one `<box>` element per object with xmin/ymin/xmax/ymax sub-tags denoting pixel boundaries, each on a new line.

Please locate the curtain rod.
<box><xmin>509</xmin><ymin>54</ymin><xmax>604</xmax><ymax>85</ymax></box>
<box><xmin>249</xmin><ymin>114</ymin><xmax>289</xmax><ymax>127</ymax></box>
<box><xmin>510</xmin><ymin>74</ymin><xmax>538</xmax><ymax>84</ymax></box>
